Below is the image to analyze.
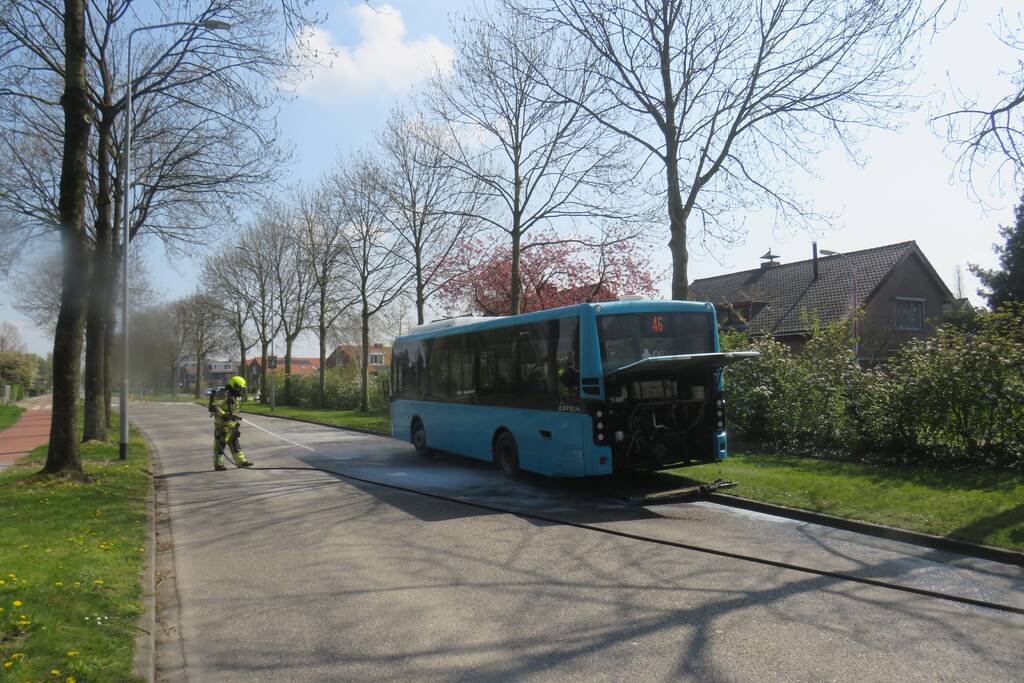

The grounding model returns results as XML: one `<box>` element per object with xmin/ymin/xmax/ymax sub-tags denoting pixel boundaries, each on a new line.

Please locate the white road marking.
<box><xmin>240</xmin><ymin>417</ymin><xmax>318</xmax><ymax>454</ymax></box>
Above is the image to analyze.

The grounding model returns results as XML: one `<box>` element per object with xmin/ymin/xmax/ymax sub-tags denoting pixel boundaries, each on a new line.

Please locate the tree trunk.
<box><xmin>665</xmin><ymin>144</ymin><xmax>689</xmax><ymax>300</ymax></box>
<box><xmin>103</xmin><ymin>295</ymin><xmax>114</xmax><ymax>427</ymax></box>
<box><xmin>42</xmin><ymin>0</ymin><xmax>92</xmax><ymax>475</ymax></box>
<box><xmin>318</xmin><ymin>301</ymin><xmax>327</xmax><ymax>407</ymax></box>
<box><xmin>360</xmin><ymin>305</ymin><xmax>370</xmax><ymax>412</ymax></box>
<box><xmin>510</xmin><ymin>222</ymin><xmax>522</xmax><ymax>315</ymax></box>
<box><xmin>415</xmin><ymin>247</ymin><xmax>425</xmax><ymax>325</ymax></box>
<box><xmin>193</xmin><ymin>354</ymin><xmax>204</xmax><ymax>398</ymax></box>
<box><xmin>283</xmin><ymin>337</ymin><xmax>294</xmax><ymax>405</ymax></box>
<box><xmin>83</xmin><ymin>114</ymin><xmax>114</xmax><ymax>442</ymax></box>
<box><xmin>259</xmin><ymin>340</ymin><xmax>269</xmax><ymax>403</ymax></box>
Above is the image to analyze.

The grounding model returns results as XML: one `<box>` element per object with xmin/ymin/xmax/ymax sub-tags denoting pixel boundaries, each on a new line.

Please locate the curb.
<box><xmin>132</xmin><ymin>426</ymin><xmax>158</xmax><ymax>682</ymax></box>
<box><xmin>704</xmin><ymin>492</ymin><xmax>1024</xmax><ymax>567</ymax></box>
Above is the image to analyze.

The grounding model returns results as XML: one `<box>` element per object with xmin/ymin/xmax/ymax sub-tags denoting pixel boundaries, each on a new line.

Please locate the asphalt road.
<box><xmin>133</xmin><ymin>402</ymin><xmax>1023</xmax><ymax>682</ymax></box>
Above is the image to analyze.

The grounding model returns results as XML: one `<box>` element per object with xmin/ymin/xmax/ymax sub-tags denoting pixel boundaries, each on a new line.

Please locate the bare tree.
<box><xmin>220</xmin><ymin>212</ymin><xmax>283</xmax><ymax>401</ymax></box>
<box><xmin>37</xmin><ymin>0</ymin><xmax>91</xmax><ymax>474</ymax></box>
<box><xmin>295</xmin><ymin>185</ymin><xmax>353</xmax><ymax>405</ymax></box>
<box><xmin>200</xmin><ymin>253</ymin><xmax>259</xmax><ymax>377</ymax></box>
<box><xmin>130</xmin><ymin>302</ymin><xmax>186</xmax><ymax>395</ymax></box>
<box><xmin>376</xmin><ymin>108</ymin><xmax>485</xmax><ymax>325</ymax></box>
<box><xmin>265</xmin><ymin>203</ymin><xmax>315</xmax><ymax>405</ymax></box>
<box><xmin>518</xmin><ymin>0</ymin><xmax>947</xmax><ymax>299</ymax></box>
<box><xmin>936</xmin><ymin>10</ymin><xmax>1023</xmax><ymax>195</ymax></box>
<box><xmin>0</xmin><ymin>0</ymin><xmax>319</xmax><ymax>446</ymax></box>
<box><xmin>179</xmin><ymin>291</ymin><xmax>226</xmax><ymax>398</ymax></box>
<box><xmin>426</xmin><ymin>5</ymin><xmax>637</xmax><ymax>315</ymax></box>
<box><xmin>327</xmin><ymin>153</ymin><xmax>412</xmax><ymax>412</ymax></box>
<box><xmin>0</xmin><ymin>321</ymin><xmax>25</xmax><ymax>353</ymax></box>
<box><xmin>11</xmin><ymin>246</ymin><xmax>154</xmax><ymax>337</ymax></box>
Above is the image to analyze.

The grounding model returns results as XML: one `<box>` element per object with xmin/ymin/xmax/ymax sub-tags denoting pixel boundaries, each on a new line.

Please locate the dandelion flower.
<box><xmin>12</xmin><ymin>600</ymin><xmax>22</xmax><ymax>607</ymax></box>
<box><xmin>0</xmin><ymin>579</ymin><xmax>6</xmax><ymax>585</ymax></box>
<box><xmin>67</xmin><ymin>651</ymin><xmax>79</xmax><ymax>657</ymax></box>
<box><xmin>93</xmin><ymin>580</ymin><xmax>104</xmax><ymax>585</ymax></box>
<box><xmin>3</xmin><ymin>662</ymin><xmax>11</xmax><ymax>669</ymax></box>
<box><xmin>11</xmin><ymin>653</ymin><xmax>24</xmax><ymax>660</ymax></box>
<box><xmin>55</xmin><ymin>582</ymin><xmax>63</xmax><ymax>587</ymax></box>
<box><xmin>67</xmin><ymin>678</ymin><xmax>77</xmax><ymax>683</ymax></box>
<box><xmin>51</xmin><ymin>670</ymin><xmax>61</xmax><ymax>677</ymax></box>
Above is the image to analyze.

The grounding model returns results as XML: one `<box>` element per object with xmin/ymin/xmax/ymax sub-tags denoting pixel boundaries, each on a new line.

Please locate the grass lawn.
<box><xmin>0</xmin><ymin>404</ymin><xmax>25</xmax><ymax>432</ymax></box>
<box><xmin>669</xmin><ymin>451</ymin><xmax>1024</xmax><ymax>552</ymax></box>
<box><xmin>238</xmin><ymin>402</ymin><xmax>392</xmax><ymax>433</ymax></box>
<box><xmin>0</xmin><ymin>413</ymin><xmax>150</xmax><ymax>681</ymax></box>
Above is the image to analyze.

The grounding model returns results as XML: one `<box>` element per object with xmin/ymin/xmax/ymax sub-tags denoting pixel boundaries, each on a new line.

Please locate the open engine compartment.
<box><xmin>599</xmin><ymin>372</ymin><xmax>721</xmax><ymax>470</ymax></box>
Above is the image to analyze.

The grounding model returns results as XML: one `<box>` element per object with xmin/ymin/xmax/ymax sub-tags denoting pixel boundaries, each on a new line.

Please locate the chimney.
<box><xmin>760</xmin><ymin>249</ymin><xmax>780</xmax><ymax>270</ymax></box>
<box><xmin>812</xmin><ymin>241</ymin><xmax>819</xmax><ymax>280</ymax></box>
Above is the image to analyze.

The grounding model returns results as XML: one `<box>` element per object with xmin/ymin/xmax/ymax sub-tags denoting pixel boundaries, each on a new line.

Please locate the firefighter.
<box><xmin>209</xmin><ymin>375</ymin><xmax>253</xmax><ymax>471</ymax></box>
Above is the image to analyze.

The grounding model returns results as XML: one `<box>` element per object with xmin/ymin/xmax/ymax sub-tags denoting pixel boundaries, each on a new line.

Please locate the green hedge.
<box><xmin>279</xmin><ymin>366</ymin><xmax>388</xmax><ymax>411</ymax></box>
<box><xmin>722</xmin><ymin>305</ymin><xmax>1024</xmax><ymax>468</ymax></box>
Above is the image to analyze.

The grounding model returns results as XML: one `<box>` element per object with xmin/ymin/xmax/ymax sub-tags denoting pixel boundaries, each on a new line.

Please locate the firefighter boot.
<box><xmin>214</xmin><ymin>452</ymin><xmax>227</xmax><ymax>471</ymax></box>
<box><xmin>233</xmin><ymin>451</ymin><xmax>253</xmax><ymax>468</ymax></box>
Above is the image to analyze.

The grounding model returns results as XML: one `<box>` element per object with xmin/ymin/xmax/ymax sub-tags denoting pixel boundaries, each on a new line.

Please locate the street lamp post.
<box><xmin>119</xmin><ymin>19</ymin><xmax>231</xmax><ymax>461</ymax></box>
<box><xmin>820</xmin><ymin>249</ymin><xmax>859</xmax><ymax>359</ymax></box>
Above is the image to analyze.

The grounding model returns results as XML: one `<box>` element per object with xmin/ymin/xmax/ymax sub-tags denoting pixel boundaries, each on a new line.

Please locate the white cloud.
<box><xmin>297</xmin><ymin>4</ymin><xmax>453</xmax><ymax>99</ymax></box>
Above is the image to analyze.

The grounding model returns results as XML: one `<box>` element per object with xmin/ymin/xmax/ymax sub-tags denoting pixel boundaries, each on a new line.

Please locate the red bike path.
<box><xmin>0</xmin><ymin>401</ymin><xmax>52</xmax><ymax>467</ymax></box>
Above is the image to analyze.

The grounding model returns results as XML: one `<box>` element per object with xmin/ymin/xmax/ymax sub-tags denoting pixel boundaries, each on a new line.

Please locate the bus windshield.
<box><xmin>598</xmin><ymin>312</ymin><xmax>713</xmax><ymax>372</ymax></box>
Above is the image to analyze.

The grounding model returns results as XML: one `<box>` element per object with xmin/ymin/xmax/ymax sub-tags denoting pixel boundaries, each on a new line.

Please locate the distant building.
<box><xmin>176</xmin><ymin>357</ymin><xmax>239</xmax><ymax>391</ymax></box>
<box><xmin>326</xmin><ymin>343</ymin><xmax>392</xmax><ymax>375</ymax></box>
<box><xmin>689</xmin><ymin>241</ymin><xmax>964</xmax><ymax>362</ymax></box>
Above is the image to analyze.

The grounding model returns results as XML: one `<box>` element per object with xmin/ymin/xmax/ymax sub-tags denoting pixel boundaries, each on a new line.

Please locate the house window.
<box><xmin>894</xmin><ymin>298</ymin><xmax>925</xmax><ymax>331</ymax></box>
<box><xmin>369</xmin><ymin>352</ymin><xmax>384</xmax><ymax>366</ymax></box>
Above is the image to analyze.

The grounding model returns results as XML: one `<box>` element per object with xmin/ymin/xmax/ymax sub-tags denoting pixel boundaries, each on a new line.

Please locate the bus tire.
<box><xmin>411</xmin><ymin>418</ymin><xmax>433</xmax><ymax>457</ymax></box>
<box><xmin>494</xmin><ymin>431</ymin><xmax>519</xmax><ymax>476</ymax></box>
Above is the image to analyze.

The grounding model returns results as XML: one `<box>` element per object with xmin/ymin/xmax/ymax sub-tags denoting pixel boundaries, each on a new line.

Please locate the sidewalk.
<box><xmin>0</xmin><ymin>396</ymin><xmax>52</xmax><ymax>469</ymax></box>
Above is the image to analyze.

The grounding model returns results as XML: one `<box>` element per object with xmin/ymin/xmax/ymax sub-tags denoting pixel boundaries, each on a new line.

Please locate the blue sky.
<box><xmin>2</xmin><ymin>0</ymin><xmax>1021</xmax><ymax>356</ymax></box>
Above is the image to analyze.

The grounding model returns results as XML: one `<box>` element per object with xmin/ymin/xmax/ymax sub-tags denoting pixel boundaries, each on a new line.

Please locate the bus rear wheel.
<box><xmin>494</xmin><ymin>432</ymin><xmax>519</xmax><ymax>476</ymax></box>
<box><xmin>411</xmin><ymin>419</ymin><xmax>433</xmax><ymax>457</ymax></box>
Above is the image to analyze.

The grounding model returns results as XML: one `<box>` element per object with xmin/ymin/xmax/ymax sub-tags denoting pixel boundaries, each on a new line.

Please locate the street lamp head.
<box><xmin>200</xmin><ymin>20</ymin><xmax>232</xmax><ymax>30</ymax></box>
<box><xmin>820</xmin><ymin>249</ymin><xmax>840</xmax><ymax>256</ymax></box>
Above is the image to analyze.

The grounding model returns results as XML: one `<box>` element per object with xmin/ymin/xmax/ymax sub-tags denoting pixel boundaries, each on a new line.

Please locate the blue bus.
<box><xmin>390</xmin><ymin>299</ymin><xmax>756</xmax><ymax>477</ymax></box>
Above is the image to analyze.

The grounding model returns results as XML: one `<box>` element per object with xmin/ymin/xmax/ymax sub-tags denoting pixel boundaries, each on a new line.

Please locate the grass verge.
<box><xmin>0</xmin><ymin>412</ymin><xmax>150</xmax><ymax>681</ymax></box>
<box><xmin>669</xmin><ymin>451</ymin><xmax>1024</xmax><ymax>552</ymax></box>
<box><xmin>0</xmin><ymin>405</ymin><xmax>25</xmax><ymax>432</ymax></box>
<box><xmin>238</xmin><ymin>402</ymin><xmax>391</xmax><ymax>433</ymax></box>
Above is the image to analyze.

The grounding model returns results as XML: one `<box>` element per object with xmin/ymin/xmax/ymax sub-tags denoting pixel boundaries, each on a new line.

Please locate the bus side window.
<box><xmin>477</xmin><ymin>328</ymin><xmax>515</xmax><ymax>407</ymax></box>
<box><xmin>557</xmin><ymin>317</ymin><xmax>580</xmax><ymax>406</ymax></box>
<box><xmin>392</xmin><ymin>344</ymin><xmax>407</xmax><ymax>397</ymax></box>
<box><xmin>428</xmin><ymin>337</ymin><xmax>451</xmax><ymax>400</ymax></box>
<box><xmin>452</xmin><ymin>334</ymin><xmax>475</xmax><ymax>401</ymax></box>
<box><xmin>518</xmin><ymin>322</ymin><xmax>556</xmax><ymax>410</ymax></box>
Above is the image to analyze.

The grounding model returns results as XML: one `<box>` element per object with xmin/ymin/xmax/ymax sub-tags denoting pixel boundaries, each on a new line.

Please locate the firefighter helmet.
<box><xmin>227</xmin><ymin>375</ymin><xmax>247</xmax><ymax>392</ymax></box>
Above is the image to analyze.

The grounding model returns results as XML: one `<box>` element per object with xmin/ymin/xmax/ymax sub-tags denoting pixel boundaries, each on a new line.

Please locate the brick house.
<box><xmin>689</xmin><ymin>241</ymin><xmax>963</xmax><ymax>362</ymax></box>
<box><xmin>326</xmin><ymin>343</ymin><xmax>392</xmax><ymax>374</ymax></box>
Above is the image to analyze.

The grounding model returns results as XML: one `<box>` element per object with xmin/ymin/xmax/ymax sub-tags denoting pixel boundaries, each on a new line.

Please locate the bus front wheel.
<box><xmin>411</xmin><ymin>419</ymin><xmax>433</xmax><ymax>457</ymax></box>
<box><xmin>494</xmin><ymin>432</ymin><xmax>519</xmax><ymax>476</ymax></box>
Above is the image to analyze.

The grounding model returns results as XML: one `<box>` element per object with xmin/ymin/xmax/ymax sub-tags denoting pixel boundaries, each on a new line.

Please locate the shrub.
<box><xmin>278</xmin><ymin>365</ymin><xmax>389</xmax><ymax>411</ymax></box>
<box><xmin>721</xmin><ymin>305</ymin><xmax>1024</xmax><ymax>468</ymax></box>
